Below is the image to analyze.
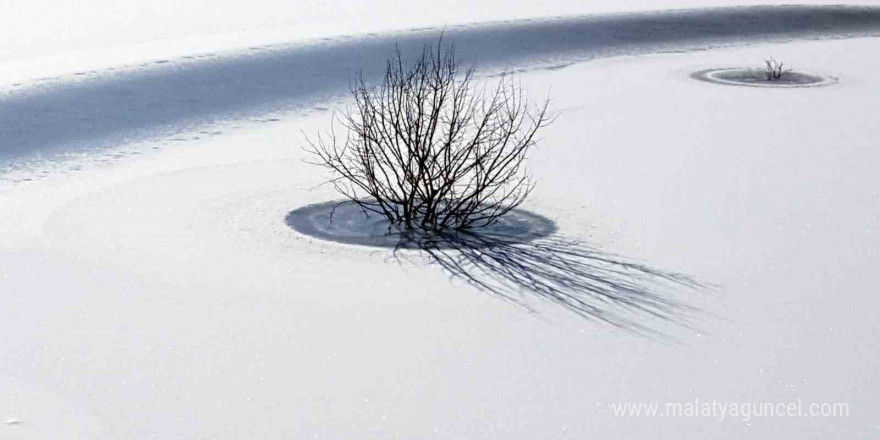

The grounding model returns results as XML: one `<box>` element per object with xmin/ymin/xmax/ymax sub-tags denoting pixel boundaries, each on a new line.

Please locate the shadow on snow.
<box><xmin>287</xmin><ymin>201</ymin><xmax>705</xmax><ymax>337</ymax></box>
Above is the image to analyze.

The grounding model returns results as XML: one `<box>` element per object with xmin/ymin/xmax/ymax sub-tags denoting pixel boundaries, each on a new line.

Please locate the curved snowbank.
<box><xmin>2</xmin><ymin>5</ymin><xmax>880</xmax><ymax>163</ymax></box>
<box><xmin>4</xmin><ymin>1</ymin><xmax>877</xmax><ymax>68</ymax></box>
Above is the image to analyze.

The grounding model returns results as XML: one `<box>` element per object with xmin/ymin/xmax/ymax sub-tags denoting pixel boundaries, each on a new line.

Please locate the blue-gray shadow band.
<box><xmin>3</xmin><ymin>5</ymin><xmax>880</xmax><ymax>163</ymax></box>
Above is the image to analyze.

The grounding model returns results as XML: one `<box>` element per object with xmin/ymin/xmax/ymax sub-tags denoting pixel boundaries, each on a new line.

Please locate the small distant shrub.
<box><xmin>306</xmin><ymin>38</ymin><xmax>551</xmax><ymax>232</ymax></box>
<box><xmin>764</xmin><ymin>58</ymin><xmax>792</xmax><ymax>80</ymax></box>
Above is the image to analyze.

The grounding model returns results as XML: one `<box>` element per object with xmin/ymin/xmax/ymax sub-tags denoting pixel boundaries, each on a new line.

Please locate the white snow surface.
<box><xmin>2</xmin><ymin>2</ymin><xmax>880</xmax><ymax>439</ymax></box>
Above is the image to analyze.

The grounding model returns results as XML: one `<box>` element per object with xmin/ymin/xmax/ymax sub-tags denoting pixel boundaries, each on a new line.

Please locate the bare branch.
<box><xmin>304</xmin><ymin>37</ymin><xmax>552</xmax><ymax>232</ymax></box>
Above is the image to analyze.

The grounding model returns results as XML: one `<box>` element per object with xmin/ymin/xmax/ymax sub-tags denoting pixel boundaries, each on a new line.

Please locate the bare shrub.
<box><xmin>306</xmin><ymin>39</ymin><xmax>551</xmax><ymax>232</ymax></box>
<box><xmin>764</xmin><ymin>57</ymin><xmax>792</xmax><ymax>80</ymax></box>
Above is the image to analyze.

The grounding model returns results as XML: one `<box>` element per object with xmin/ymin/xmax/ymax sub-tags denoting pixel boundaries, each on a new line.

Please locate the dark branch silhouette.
<box><xmin>764</xmin><ymin>57</ymin><xmax>793</xmax><ymax>80</ymax></box>
<box><xmin>306</xmin><ymin>38</ymin><xmax>550</xmax><ymax>232</ymax></box>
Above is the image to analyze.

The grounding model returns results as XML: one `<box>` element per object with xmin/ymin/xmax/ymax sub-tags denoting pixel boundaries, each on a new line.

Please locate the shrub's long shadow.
<box><xmin>415</xmin><ymin>232</ymin><xmax>702</xmax><ymax>335</ymax></box>
<box><xmin>287</xmin><ymin>201</ymin><xmax>704</xmax><ymax>336</ymax></box>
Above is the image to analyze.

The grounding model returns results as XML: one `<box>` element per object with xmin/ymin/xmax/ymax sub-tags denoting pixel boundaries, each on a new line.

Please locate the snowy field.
<box><xmin>2</xmin><ymin>2</ymin><xmax>880</xmax><ymax>439</ymax></box>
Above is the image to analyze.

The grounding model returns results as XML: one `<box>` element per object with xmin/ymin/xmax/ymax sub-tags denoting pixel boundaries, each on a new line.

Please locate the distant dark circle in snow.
<box><xmin>286</xmin><ymin>200</ymin><xmax>557</xmax><ymax>249</ymax></box>
<box><xmin>691</xmin><ymin>68</ymin><xmax>836</xmax><ymax>88</ymax></box>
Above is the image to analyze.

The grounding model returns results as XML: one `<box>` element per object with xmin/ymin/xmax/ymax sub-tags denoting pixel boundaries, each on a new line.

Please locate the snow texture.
<box><xmin>2</xmin><ymin>2</ymin><xmax>880</xmax><ymax>440</ymax></box>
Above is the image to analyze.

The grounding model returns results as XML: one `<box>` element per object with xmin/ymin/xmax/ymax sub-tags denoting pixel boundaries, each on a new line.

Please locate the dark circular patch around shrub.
<box><xmin>691</xmin><ymin>68</ymin><xmax>836</xmax><ymax>88</ymax></box>
<box><xmin>286</xmin><ymin>200</ymin><xmax>556</xmax><ymax>249</ymax></box>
